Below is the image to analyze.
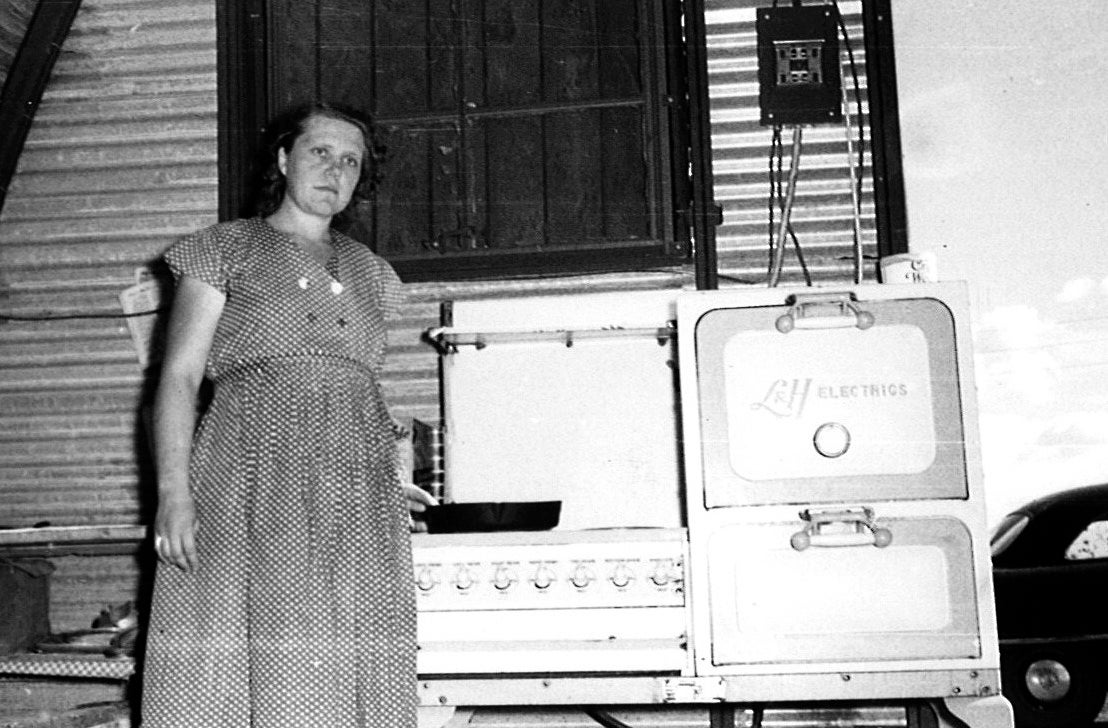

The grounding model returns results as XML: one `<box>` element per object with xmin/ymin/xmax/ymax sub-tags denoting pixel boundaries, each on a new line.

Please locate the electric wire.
<box><xmin>836</xmin><ymin>4</ymin><xmax>866</xmax><ymax>205</ymax></box>
<box><xmin>833</xmin><ymin>1</ymin><xmax>867</xmax><ymax>277</ymax></box>
<box><xmin>768</xmin><ymin>125</ymin><xmax>803</xmax><ymax>288</ymax></box>
<box><xmin>0</xmin><ymin>308</ymin><xmax>166</xmax><ymax>321</ymax></box>
<box><xmin>776</xmin><ymin>126</ymin><xmax>812</xmax><ymax>286</ymax></box>
<box><xmin>767</xmin><ymin>125</ymin><xmax>778</xmax><ymax>280</ymax></box>
<box><xmin>840</xmin><ymin>69</ymin><xmax>864</xmax><ymax>283</ymax></box>
<box><xmin>768</xmin><ymin>126</ymin><xmax>811</xmax><ymax>286</ymax></box>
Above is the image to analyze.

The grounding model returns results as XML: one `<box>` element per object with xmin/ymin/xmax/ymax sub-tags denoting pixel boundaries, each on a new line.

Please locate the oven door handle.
<box><xmin>775</xmin><ymin>292</ymin><xmax>876</xmax><ymax>333</ymax></box>
<box><xmin>789</xmin><ymin>506</ymin><xmax>893</xmax><ymax>551</ymax></box>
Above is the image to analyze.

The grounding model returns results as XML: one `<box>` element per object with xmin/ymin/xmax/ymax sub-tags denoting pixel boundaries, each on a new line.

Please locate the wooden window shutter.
<box><xmin>258</xmin><ymin>0</ymin><xmax>686</xmax><ymax>281</ymax></box>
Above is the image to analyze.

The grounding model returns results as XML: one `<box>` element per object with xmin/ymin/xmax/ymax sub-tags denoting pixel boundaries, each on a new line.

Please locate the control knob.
<box><xmin>415</xmin><ymin>567</ymin><xmax>438</xmax><ymax>592</ymax></box>
<box><xmin>650</xmin><ymin>559</ymin><xmax>676</xmax><ymax>587</ymax></box>
<box><xmin>570</xmin><ymin>564</ymin><xmax>596</xmax><ymax>589</ymax></box>
<box><xmin>609</xmin><ymin>563</ymin><xmax>634</xmax><ymax>589</ymax></box>
<box><xmin>453</xmin><ymin>565</ymin><xmax>476</xmax><ymax>592</ymax></box>
<box><xmin>493</xmin><ymin>565</ymin><xmax>518</xmax><ymax>591</ymax></box>
<box><xmin>532</xmin><ymin>564</ymin><xmax>557</xmax><ymax>590</ymax></box>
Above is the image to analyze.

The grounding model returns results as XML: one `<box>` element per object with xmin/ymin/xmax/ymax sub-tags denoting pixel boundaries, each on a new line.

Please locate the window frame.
<box><xmin>217</xmin><ymin>0</ymin><xmax>694</xmax><ymax>282</ymax></box>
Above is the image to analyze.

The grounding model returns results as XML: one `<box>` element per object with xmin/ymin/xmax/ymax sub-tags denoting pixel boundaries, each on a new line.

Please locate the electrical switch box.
<box><xmin>756</xmin><ymin>4</ymin><xmax>842</xmax><ymax>126</ymax></box>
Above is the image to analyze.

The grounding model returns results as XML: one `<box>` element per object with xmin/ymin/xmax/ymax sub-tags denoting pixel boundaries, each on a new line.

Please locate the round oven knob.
<box><xmin>650</xmin><ymin>561</ymin><xmax>673</xmax><ymax>587</ymax></box>
<box><xmin>532</xmin><ymin>565</ymin><xmax>556</xmax><ymax>590</ymax></box>
<box><xmin>609</xmin><ymin>563</ymin><xmax>634</xmax><ymax>589</ymax></box>
<box><xmin>570</xmin><ymin>565</ymin><xmax>595</xmax><ymax>589</ymax></box>
<box><xmin>813</xmin><ymin>422</ymin><xmax>851</xmax><ymax>458</ymax></box>
<box><xmin>493</xmin><ymin>566</ymin><xmax>518</xmax><ymax>591</ymax></box>
<box><xmin>453</xmin><ymin>566</ymin><xmax>476</xmax><ymax>591</ymax></box>
<box><xmin>415</xmin><ymin>567</ymin><xmax>437</xmax><ymax>592</ymax></box>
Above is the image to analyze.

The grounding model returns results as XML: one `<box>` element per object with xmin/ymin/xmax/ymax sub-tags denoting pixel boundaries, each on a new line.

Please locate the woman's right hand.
<box><xmin>154</xmin><ymin>495</ymin><xmax>198</xmax><ymax>572</ymax></box>
<box><xmin>151</xmin><ymin>275</ymin><xmax>223</xmax><ymax>575</ymax></box>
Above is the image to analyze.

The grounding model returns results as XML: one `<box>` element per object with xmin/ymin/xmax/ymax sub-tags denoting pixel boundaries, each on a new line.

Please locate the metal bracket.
<box><xmin>659</xmin><ymin>677</ymin><xmax>726</xmax><ymax>703</ymax></box>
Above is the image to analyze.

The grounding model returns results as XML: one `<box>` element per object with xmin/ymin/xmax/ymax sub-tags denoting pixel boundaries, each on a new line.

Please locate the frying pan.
<box><xmin>422</xmin><ymin>500</ymin><xmax>561</xmax><ymax>534</ymax></box>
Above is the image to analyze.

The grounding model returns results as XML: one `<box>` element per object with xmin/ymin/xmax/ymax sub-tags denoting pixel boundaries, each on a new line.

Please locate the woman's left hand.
<box><xmin>404</xmin><ymin>484</ymin><xmax>437</xmax><ymax>533</ymax></box>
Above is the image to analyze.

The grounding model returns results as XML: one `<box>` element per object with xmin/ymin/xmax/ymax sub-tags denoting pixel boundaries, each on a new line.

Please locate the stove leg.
<box><xmin>418</xmin><ymin>706</ymin><xmax>474</xmax><ymax>727</ymax></box>
<box><xmin>933</xmin><ymin>695</ymin><xmax>1014</xmax><ymax>728</ymax></box>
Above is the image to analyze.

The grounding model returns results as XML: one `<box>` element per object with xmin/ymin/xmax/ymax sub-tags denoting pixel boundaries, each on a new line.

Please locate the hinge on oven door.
<box><xmin>789</xmin><ymin>506</ymin><xmax>893</xmax><ymax>551</ymax></box>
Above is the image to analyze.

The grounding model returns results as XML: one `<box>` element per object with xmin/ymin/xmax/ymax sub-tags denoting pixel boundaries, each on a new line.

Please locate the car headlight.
<box><xmin>1025</xmin><ymin>658</ymin><xmax>1072</xmax><ymax>703</ymax></box>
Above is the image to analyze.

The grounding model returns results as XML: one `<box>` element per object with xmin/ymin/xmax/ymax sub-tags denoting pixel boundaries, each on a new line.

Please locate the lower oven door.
<box><xmin>706</xmin><ymin>514</ymin><xmax>980</xmax><ymax>666</ymax></box>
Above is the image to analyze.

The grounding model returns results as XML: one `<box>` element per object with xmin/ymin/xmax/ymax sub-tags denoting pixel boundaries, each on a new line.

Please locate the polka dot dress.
<box><xmin>141</xmin><ymin>218</ymin><xmax>416</xmax><ymax>728</ymax></box>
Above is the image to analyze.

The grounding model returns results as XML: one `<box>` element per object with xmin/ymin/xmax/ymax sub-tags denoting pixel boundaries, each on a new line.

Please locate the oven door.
<box><xmin>693</xmin><ymin>294</ymin><xmax>968</xmax><ymax>508</ymax></box>
<box><xmin>706</xmin><ymin>514</ymin><xmax>980</xmax><ymax>666</ymax></box>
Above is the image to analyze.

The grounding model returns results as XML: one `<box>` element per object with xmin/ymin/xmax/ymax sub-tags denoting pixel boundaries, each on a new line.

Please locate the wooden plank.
<box><xmin>427</xmin><ymin>0</ymin><xmax>459</xmax><ymax>113</ymax></box>
<box><xmin>485</xmin><ymin>116</ymin><xmax>544</xmax><ymax>249</ymax></box>
<box><xmin>542</xmin><ymin>0</ymin><xmax>599</xmax><ymax>103</ymax></box>
<box><xmin>597</xmin><ymin>0</ymin><xmax>642</xmax><ymax>97</ymax></box>
<box><xmin>374</xmin><ymin>125</ymin><xmax>433</xmax><ymax>257</ymax></box>
<box><xmin>319</xmin><ymin>0</ymin><xmax>375</xmax><ymax>111</ymax></box>
<box><xmin>483</xmin><ymin>0</ymin><xmax>540</xmax><ymax>107</ymax></box>
<box><xmin>601</xmin><ymin>105</ymin><xmax>651</xmax><ymax>240</ymax></box>
<box><xmin>429</xmin><ymin>125</ymin><xmax>467</xmax><ymax>252</ymax></box>
<box><xmin>375</xmin><ymin>0</ymin><xmax>429</xmax><ymax>116</ymax></box>
<box><xmin>466</xmin><ymin>119</ymin><xmax>489</xmax><ymax>250</ymax></box>
<box><xmin>0</xmin><ymin>525</ymin><xmax>146</xmax><ymax>558</ymax></box>
<box><xmin>545</xmin><ymin>110</ymin><xmax>603</xmax><ymax>246</ymax></box>
<box><xmin>268</xmin><ymin>0</ymin><xmax>319</xmax><ymax>112</ymax></box>
<box><xmin>461</xmin><ymin>0</ymin><xmax>485</xmax><ymax>108</ymax></box>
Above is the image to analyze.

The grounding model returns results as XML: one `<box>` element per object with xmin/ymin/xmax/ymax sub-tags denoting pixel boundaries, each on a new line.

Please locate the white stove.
<box><xmin>419</xmin><ymin>285</ymin><xmax>1012</xmax><ymax>728</ymax></box>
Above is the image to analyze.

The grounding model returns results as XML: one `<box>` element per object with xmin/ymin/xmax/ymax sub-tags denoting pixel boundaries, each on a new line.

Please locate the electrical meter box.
<box><xmin>756</xmin><ymin>4</ymin><xmax>843</xmax><ymax>126</ymax></box>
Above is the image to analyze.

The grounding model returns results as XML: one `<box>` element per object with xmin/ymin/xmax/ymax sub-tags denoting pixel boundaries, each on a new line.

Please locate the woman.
<box><xmin>141</xmin><ymin>103</ymin><xmax>432</xmax><ymax>728</ymax></box>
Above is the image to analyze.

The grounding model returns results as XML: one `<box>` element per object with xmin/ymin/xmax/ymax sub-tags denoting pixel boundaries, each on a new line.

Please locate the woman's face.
<box><xmin>277</xmin><ymin>114</ymin><xmax>366</xmax><ymax>220</ymax></box>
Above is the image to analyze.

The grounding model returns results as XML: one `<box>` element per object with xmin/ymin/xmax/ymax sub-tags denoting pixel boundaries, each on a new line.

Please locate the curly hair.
<box><xmin>251</xmin><ymin>102</ymin><xmax>386</xmax><ymax>220</ymax></box>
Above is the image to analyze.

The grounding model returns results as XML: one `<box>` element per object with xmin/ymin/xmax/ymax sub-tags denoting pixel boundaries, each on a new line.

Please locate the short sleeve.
<box><xmin>377</xmin><ymin>258</ymin><xmax>405</xmax><ymax>327</ymax></box>
<box><xmin>372</xmin><ymin>256</ymin><xmax>408</xmax><ymax>441</ymax></box>
<box><xmin>163</xmin><ymin>222</ymin><xmax>244</xmax><ymax>295</ymax></box>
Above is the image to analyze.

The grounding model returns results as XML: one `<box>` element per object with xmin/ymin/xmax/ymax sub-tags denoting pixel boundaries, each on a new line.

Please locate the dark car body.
<box><xmin>991</xmin><ymin>483</ymin><xmax>1108</xmax><ymax>728</ymax></box>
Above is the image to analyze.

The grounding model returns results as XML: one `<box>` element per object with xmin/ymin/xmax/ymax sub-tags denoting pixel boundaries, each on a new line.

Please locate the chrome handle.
<box><xmin>775</xmin><ymin>292</ymin><xmax>875</xmax><ymax>333</ymax></box>
<box><xmin>790</xmin><ymin>506</ymin><xmax>893</xmax><ymax>551</ymax></box>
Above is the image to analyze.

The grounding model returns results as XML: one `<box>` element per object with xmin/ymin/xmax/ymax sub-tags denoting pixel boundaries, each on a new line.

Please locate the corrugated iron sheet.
<box><xmin>704</xmin><ymin>0</ymin><xmax>878</xmax><ymax>284</ymax></box>
<box><xmin>0</xmin><ymin>0</ymin><xmax>218</xmax><ymax>535</ymax></box>
<box><xmin>0</xmin><ymin>0</ymin><xmax>219</xmax><ymax>627</ymax></box>
<box><xmin>0</xmin><ymin>0</ymin><xmax>37</xmax><ymax>89</ymax></box>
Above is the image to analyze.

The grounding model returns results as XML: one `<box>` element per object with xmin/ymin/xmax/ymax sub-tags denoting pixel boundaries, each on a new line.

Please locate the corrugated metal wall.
<box><xmin>0</xmin><ymin>0</ymin><xmax>218</xmax><ymax>629</ymax></box>
<box><xmin>0</xmin><ymin>0</ymin><xmax>37</xmax><ymax>88</ymax></box>
<box><xmin>704</xmin><ymin>0</ymin><xmax>878</xmax><ymax>284</ymax></box>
